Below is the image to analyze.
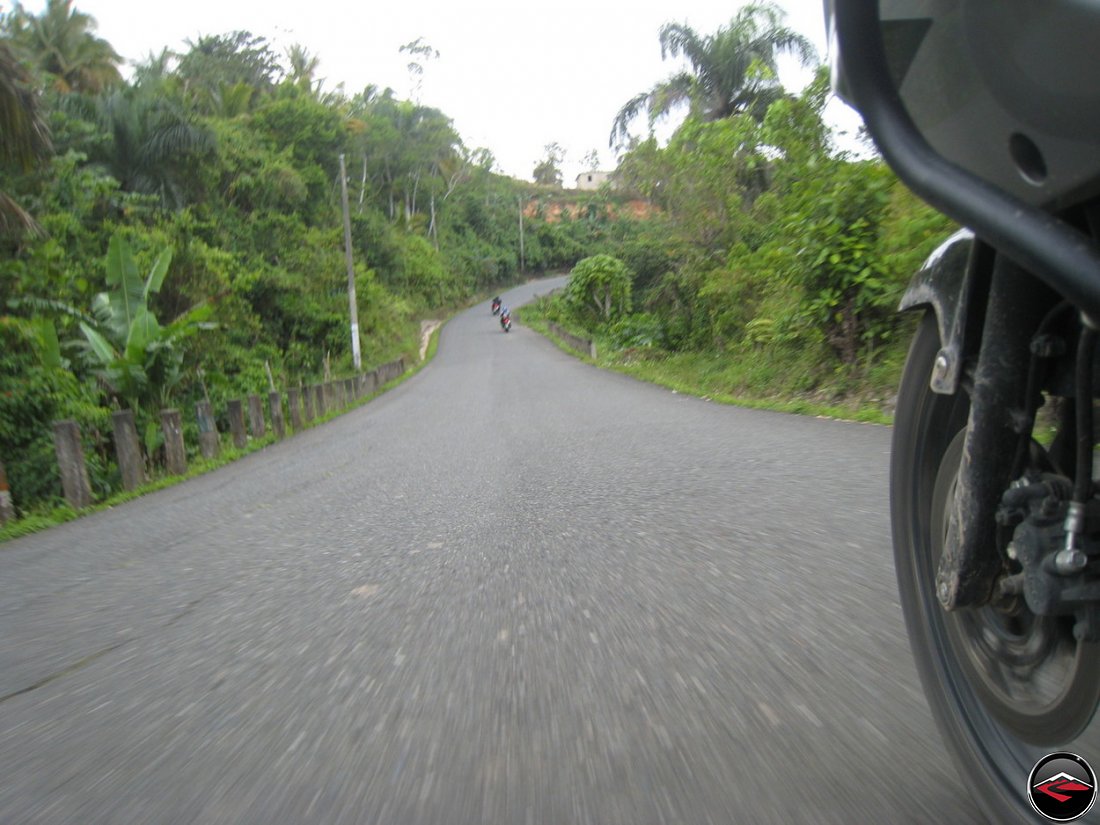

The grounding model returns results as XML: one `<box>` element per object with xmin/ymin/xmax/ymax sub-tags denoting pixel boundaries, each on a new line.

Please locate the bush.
<box><xmin>564</xmin><ymin>254</ymin><xmax>633</xmax><ymax>329</ymax></box>
<box><xmin>607</xmin><ymin>313</ymin><xmax>666</xmax><ymax>350</ymax></box>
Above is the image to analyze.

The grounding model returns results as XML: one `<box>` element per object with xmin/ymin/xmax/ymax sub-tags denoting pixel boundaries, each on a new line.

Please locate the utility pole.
<box><xmin>339</xmin><ymin>154</ymin><xmax>362</xmax><ymax>370</ymax></box>
<box><xmin>518</xmin><ymin>196</ymin><xmax>525</xmax><ymax>272</ymax></box>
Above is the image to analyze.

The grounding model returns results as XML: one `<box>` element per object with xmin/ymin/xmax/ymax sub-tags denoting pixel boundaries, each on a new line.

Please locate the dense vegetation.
<box><xmin>535</xmin><ymin>6</ymin><xmax>956</xmax><ymax>417</ymax></box>
<box><xmin>0</xmin><ymin>1</ymin><xmax>619</xmax><ymax>516</ymax></box>
<box><xmin>0</xmin><ymin>1</ymin><xmax>956</xmax><ymax>522</ymax></box>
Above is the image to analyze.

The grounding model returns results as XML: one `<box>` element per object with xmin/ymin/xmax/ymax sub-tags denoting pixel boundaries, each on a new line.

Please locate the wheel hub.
<box><xmin>932</xmin><ymin>428</ymin><xmax>1100</xmax><ymax>745</ymax></box>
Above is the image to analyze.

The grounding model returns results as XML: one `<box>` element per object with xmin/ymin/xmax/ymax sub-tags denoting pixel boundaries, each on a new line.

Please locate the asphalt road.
<box><xmin>1</xmin><ymin>276</ymin><xmax>985</xmax><ymax>824</ymax></box>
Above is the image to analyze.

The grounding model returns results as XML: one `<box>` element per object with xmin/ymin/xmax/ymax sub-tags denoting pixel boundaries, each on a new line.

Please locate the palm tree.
<box><xmin>94</xmin><ymin>87</ymin><xmax>214</xmax><ymax>209</ymax></box>
<box><xmin>4</xmin><ymin>0</ymin><xmax>122</xmax><ymax>94</ymax></box>
<box><xmin>609</xmin><ymin>2</ymin><xmax>816</xmax><ymax>148</ymax></box>
<box><xmin>286</xmin><ymin>44</ymin><xmax>321</xmax><ymax>96</ymax></box>
<box><xmin>0</xmin><ymin>40</ymin><xmax>51</xmax><ymax>235</ymax></box>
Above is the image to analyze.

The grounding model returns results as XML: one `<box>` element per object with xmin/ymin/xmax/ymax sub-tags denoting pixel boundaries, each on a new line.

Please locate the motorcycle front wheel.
<box><xmin>891</xmin><ymin>313</ymin><xmax>1100</xmax><ymax>822</ymax></box>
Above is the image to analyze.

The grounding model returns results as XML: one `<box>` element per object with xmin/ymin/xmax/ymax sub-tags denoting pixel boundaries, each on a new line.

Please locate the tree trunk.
<box><xmin>358</xmin><ymin>154</ymin><xmax>367</xmax><ymax>212</ymax></box>
<box><xmin>428</xmin><ymin>193</ymin><xmax>438</xmax><ymax>249</ymax></box>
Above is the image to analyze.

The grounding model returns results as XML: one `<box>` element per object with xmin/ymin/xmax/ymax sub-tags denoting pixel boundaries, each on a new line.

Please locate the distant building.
<box><xmin>575</xmin><ymin>171</ymin><xmax>611</xmax><ymax>191</ymax></box>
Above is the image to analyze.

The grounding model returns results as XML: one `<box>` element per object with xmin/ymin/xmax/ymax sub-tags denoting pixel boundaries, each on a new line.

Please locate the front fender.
<box><xmin>899</xmin><ymin>229</ymin><xmax>981</xmax><ymax>394</ymax></box>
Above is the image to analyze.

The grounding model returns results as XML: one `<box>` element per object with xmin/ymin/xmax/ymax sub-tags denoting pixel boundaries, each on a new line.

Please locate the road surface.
<box><xmin>1</xmin><ymin>277</ymin><xmax>984</xmax><ymax>823</ymax></box>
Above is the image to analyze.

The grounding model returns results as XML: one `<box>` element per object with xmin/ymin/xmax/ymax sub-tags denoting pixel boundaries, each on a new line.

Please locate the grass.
<box><xmin>0</xmin><ymin>322</ymin><xmax>447</xmax><ymax>546</ymax></box>
<box><xmin>518</xmin><ymin>300</ymin><xmax>899</xmax><ymax>426</ymax></box>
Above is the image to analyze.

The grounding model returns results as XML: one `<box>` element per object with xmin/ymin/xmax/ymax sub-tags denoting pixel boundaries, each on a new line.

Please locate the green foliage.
<box><xmin>532</xmin><ymin>142</ymin><xmax>565</xmax><ymax>187</ymax></box>
<box><xmin>594</xmin><ymin>54</ymin><xmax>956</xmax><ymax>408</ymax></box>
<box><xmin>175</xmin><ymin>31</ymin><xmax>281</xmax><ymax>114</ymax></box>
<box><xmin>2</xmin><ymin>0</ymin><xmax>123</xmax><ymax>94</ymax></box>
<box><xmin>66</xmin><ymin>234</ymin><xmax>214</xmax><ymax>414</ymax></box>
<box><xmin>565</xmin><ymin>254</ymin><xmax>633</xmax><ymax>327</ymax></box>
<box><xmin>607</xmin><ymin>312</ymin><xmax>666</xmax><ymax>350</ymax></box>
<box><xmin>610</xmin><ymin>2</ymin><xmax>817</xmax><ymax>148</ymax></box>
<box><xmin>0</xmin><ymin>326</ymin><xmax>113</xmax><ymax>511</ymax></box>
<box><xmin>0</xmin><ymin>18</ymin><xmax>621</xmax><ymax>517</ymax></box>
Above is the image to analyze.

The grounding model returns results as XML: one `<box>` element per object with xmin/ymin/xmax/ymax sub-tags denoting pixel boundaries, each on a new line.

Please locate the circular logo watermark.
<box><xmin>1028</xmin><ymin>752</ymin><xmax>1097</xmax><ymax>822</ymax></box>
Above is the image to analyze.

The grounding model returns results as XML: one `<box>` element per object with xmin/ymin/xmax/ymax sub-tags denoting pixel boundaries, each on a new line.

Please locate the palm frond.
<box><xmin>609</xmin><ymin>90</ymin><xmax>652</xmax><ymax>149</ymax></box>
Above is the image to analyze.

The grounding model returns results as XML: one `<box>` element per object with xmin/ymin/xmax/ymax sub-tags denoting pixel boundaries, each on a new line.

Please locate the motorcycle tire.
<box><xmin>892</xmin><ymin>312</ymin><xmax>1100</xmax><ymax>823</ymax></box>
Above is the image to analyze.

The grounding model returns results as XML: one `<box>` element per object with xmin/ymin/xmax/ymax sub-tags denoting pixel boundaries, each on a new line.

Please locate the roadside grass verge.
<box><xmin>0</xmin><ymin>321</ymin><xmax>446</xmax><ymax>546</ymax></box>
<box><xmin>518</xmin><ymin>299</ymin><xmax>902</xmax><ymax>426</ymax></box>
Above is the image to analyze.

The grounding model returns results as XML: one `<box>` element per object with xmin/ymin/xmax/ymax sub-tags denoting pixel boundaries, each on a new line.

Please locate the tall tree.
<box><xmin>609</xmin><ymin>2</ymin><xmax>816</xmax><ymax>148</ymax></box>
<box><xmin>285</xmin><ymin>44</ymin><xmax>321</xmax><ymax>97</ymax></box>
<box><xmin>0</xmin><ymin>39</ymin><xmax>51</xmax><ymax>235</ymax></box>
<box><xmin>175</xmin><ymin>31</ymin><xmax>281</xmax><ymax>115</ymax></box>
<box><xmin>532</xmin><ymin>142</ymin><xmax>564</xmax><ymax>187</ymax></box>
<box><xmin>399</xmin><ymin>37</ymin><xmax>438</xmax><ymax>103</ymax></box>
<box><xmin>93</xmin><ymin>87</ymin><xmax>214</xmax><ymax>208</ymax></box>
<box><xmin>3</xmin><ymin>0</ymin><xmax>122</xmax><ymax>94</ymax></box>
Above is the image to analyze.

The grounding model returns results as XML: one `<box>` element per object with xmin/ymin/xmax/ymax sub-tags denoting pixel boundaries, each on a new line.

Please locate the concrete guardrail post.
<box><xmin>52</xmin><ymin>420</ymin><xmax>92</xmax><ymax>509</ymax></box>
<box><xmin>196</xmin><ymin>401</ymin><xmax>220</xmax><ymax>459</ymax></box>
<box><xmin>287</xmin><ymin>388</ymin><xmax>302</xmax><ymax>431</ymax></box>
<box><xmin>111</xmin><ymin>409</ymin><xmax>146</xmax><ymax>491</ymax></box>
<box><xmin>269</xmin><ymin>391</ymin><xmax>285</xmax><ymax>439</ymax></box>
<box><xmin>248</xmin><ymin>394</ymin><xmax>266</xmax><ymax>439</ymax></box>
<box><xmin>0</xmin><ymin>458</ymin><xmax>14</xmax><ymax>525</ymax></box>
<box><xmin>161</xmin><ymin>409</ymin><xmax>187</xmax><ymax>476</ymax></box>
<box><xmin>302</xmin><ymin>385</ymin><xmax>314</xmax><ymax>423</ymax></box>
<box><xmin>227</xmin><ymin>399</ymin><xmax>247</xmax><ymax>449</ymax></box>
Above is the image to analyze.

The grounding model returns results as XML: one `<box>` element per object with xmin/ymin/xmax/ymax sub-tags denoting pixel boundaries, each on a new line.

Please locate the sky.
<box><xmin>17</xmin><ymin>0</ymin><xmax>863</xmax><ymax>184</ymax></box>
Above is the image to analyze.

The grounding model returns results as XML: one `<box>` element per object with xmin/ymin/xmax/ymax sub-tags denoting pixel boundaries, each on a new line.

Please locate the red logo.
<box><xmin>1028</xmin><ymin>753</ymin><xmax>1097</xmax><ymax>821</ymax></box>
<box><xmin>1035</xmin><ymin>773</ymin><xmax>1093</xmax><ymax>803</ymax></box>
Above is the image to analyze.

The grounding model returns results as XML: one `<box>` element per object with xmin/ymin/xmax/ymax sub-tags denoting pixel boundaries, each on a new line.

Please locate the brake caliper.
<box><xmin>997</xmin><ymin>476</ymin><xmax>1100</xmax><ymax>641</ymax></box>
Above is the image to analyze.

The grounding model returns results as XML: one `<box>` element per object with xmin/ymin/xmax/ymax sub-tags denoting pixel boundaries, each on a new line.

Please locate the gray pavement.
<box><xmin>0</xmin><ymin>276</ymin><xmax>984</xmax><ymax>824</ymax></box>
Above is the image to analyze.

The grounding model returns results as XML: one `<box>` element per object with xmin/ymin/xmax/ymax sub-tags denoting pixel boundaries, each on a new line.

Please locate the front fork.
<box><xmin>937</xmin><ymin>255</ymin><xmax>1061</xmax><ymax>609</ymax></box>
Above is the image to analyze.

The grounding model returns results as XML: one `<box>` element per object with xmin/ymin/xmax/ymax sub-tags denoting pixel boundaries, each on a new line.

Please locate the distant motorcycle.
<box><xmin>500</xmin><ymin>309</ymin><xmax>511</xmax><ymax>333</ymax></box>
<box><xmin>491</xmin><ymin>297</ymin><xmax>502</xmax><ymax>316</ymax></box>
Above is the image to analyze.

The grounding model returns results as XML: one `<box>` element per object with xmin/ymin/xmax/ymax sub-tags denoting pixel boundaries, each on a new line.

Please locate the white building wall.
<box><xmin>575</xmin><ymin>171</ymin><xmax>611</xmax><ymax>191</ymax></box>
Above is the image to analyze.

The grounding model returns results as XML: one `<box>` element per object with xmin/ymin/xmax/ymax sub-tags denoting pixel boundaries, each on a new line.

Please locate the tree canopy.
<box><xmin>609</xmin><ymin>2</ymin><xmax>817</xmax><ymax>149</ymax></box>
<box><xmin>0</xmin><ymin>2</ymin><xmax>625</xmax><ymax>514</ymax></box>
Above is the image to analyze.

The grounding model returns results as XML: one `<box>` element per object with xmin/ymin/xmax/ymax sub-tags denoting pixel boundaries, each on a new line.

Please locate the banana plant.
<box><xmin>22</xmin><ymin>233</ymin><xmax>214</xmax><ymax>454</ymax></box>
<box><xmin>77</xmin><ymin>234</ymin><xmax>214</xmax><ymax>416</ymax></box>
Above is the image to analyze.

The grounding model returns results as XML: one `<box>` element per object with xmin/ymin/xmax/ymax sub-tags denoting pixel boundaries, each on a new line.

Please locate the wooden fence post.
<box><xmin>161</xmin><ymin>409</ymin><xmax>187</xmax><ymax>476</ymax></box>
<box><xmin>52</xmin><ymin>420</ymin><xmax>92</xmax><ymax>509</ymax></box>
<box><xmin>314</xmin><ymin>384</ymin><xmax>326</xmax><ymax>417</ymax></box>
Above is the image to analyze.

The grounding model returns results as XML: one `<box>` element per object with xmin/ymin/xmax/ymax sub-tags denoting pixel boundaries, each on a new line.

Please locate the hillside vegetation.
<box><xmin>0</xmin><ymin>4</ymin><xmax>628</xmax><ymax>516</ymax></box>
<box><xmin>0</xmin><ymin>2</ymin><xmax>955</xmax><ymax>519</ymax></box>
<box><xmin>531</xmin><ymin>7</ymin><xmax>956</xmax><ymax>419</ymax></box>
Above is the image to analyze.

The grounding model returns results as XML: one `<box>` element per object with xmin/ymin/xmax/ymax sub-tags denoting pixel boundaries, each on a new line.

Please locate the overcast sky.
<box><xmin>18</xmin><ymin>0</ymin><xmax>862</xmax><ymax>184</ymax></box>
